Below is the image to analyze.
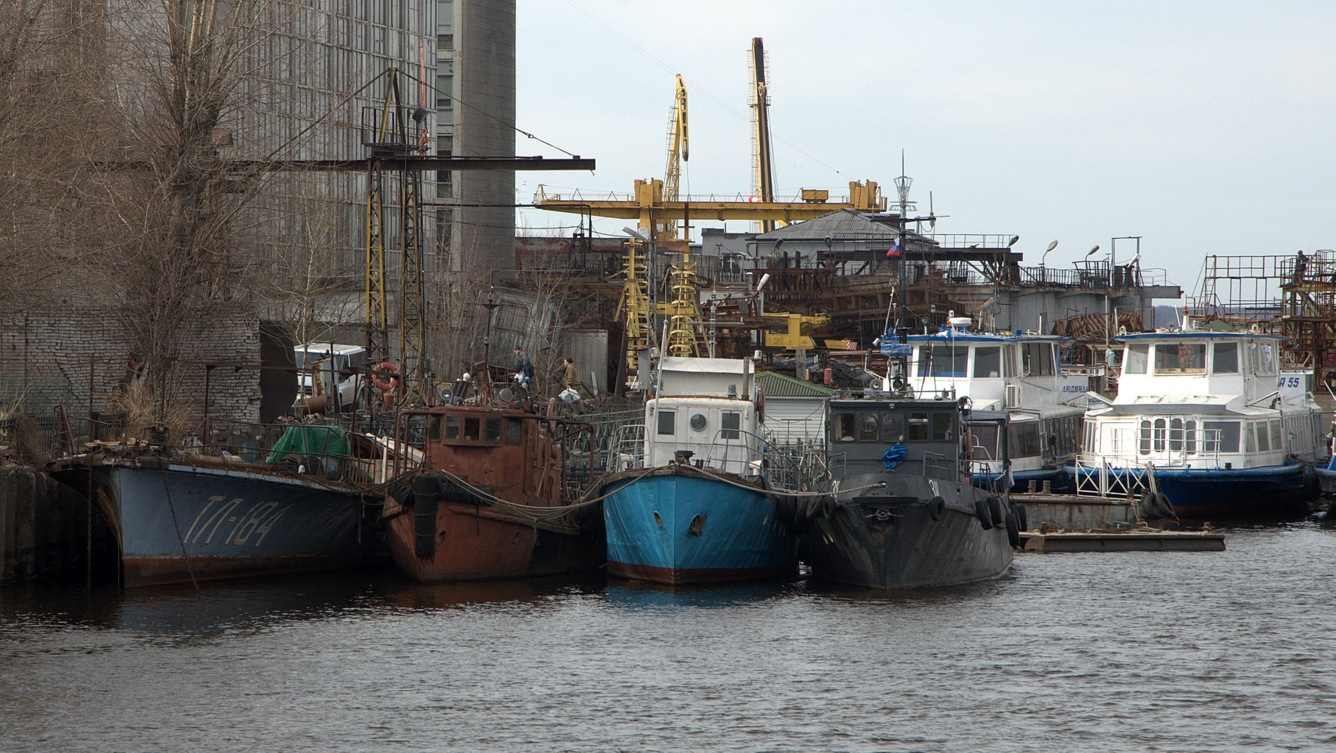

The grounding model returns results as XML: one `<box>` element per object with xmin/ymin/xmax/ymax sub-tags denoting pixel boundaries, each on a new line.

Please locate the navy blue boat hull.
<box><xmin>57</xmin><ymin>459</ymin><xmax>382</xmax><ymax>587</ymax></box>
<box><xmin>1066</xmin><ymin>461</ymin><xmax>1312</xmax><ymax>519</ymax></box>
<box><xmin>601</xmin><ymin>466</ymin><xmax>798</xmax><ymax>585</ymax></box>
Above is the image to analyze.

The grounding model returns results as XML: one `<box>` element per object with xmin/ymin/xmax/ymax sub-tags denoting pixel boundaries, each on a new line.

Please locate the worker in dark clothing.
<box><xmin>513</xmin><ymin>347</ymin><xmax>534</xmax><ymax>393</ymax></box>
<box><xmin>1294</xmin><ymin>250</ymin><xmax>1308</xmax><ymax>285</ymax></box>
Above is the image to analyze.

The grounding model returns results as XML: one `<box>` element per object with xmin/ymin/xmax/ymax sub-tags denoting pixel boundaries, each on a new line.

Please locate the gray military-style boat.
<box><xmin>798</xmin><ymin>395</ymin><xmax>1019</xmax><ymax>590</ymax></box>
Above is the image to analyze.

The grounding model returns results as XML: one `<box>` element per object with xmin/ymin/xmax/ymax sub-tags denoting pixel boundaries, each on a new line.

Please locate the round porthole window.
<box><xmin>690</xmin><ymin>413</ymin><xmax>708</xmax><ymax>431</ymax></box>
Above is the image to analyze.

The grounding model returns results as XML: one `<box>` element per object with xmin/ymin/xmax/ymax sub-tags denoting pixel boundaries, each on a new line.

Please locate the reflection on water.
<box><xmin>3</xmin><ymin>525</ymin><xmax>1336</xmax><ymax>752</ymax></box>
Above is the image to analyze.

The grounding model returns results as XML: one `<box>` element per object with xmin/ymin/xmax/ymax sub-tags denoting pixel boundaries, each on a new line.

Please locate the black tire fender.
<box><xmin>1014</xmin><ymin>504</ymin><xmax>1028</xmax><ymax>532</ymax></box>
<box><xmin>974</xmin><ymin>498</ymin><xmax>994</xmax><ymax>530</ymax></box>
<box><xmin>928</xmin><ymin>496</ymin><xmax>947</xmax><ymax>521</ymax></box>
<box><xmin>987</xmin><ymin>495</ymin><xmax>1005</xmax><ymax>526</ymax></box>
<box><xmin>1154</xmin><ymin>491</ymin><xmax>1176</xmax><ymax>519</ymax></box>
<box><xmin>1005</xmin><ymin>511</ymin><xmax>1022</xmax><ymax>548</ymax></box>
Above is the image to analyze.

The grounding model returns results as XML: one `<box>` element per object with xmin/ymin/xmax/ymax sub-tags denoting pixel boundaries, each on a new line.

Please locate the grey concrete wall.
<box><xmin>0</xmin><ymin>467</ymin><xmax>89</xmax><ymax>584</ymax></box>
<box><xmin>454</xmin><ymin>0</ymin><xmax>516</xmax><ymax>271</ymax></box>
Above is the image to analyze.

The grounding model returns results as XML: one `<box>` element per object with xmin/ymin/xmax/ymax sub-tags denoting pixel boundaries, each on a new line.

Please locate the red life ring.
<box><xmin>372</xmin><ymin>362</ymin><xmax>399</xmax><ymax>391</ymax></box>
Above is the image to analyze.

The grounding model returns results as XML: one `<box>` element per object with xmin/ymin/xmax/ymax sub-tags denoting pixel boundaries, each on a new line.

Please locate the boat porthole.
<box><xmin>690</xmin><ymin>414</ymin><xmax>707</xmax><ymax>431</ymax></box>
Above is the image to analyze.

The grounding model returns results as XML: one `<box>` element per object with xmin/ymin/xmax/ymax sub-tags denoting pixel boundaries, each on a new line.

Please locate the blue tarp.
<box><xmin>882</xmin><ymin>442</ymin><xmax>907</xmax><ymax>470</ymax></box>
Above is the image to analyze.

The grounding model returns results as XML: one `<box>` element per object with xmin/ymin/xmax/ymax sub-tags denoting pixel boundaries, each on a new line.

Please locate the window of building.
<box><xmin>973</xmin><ymin>346</ymin><xmax>1001</xmax><ymax>378</ymax></box>
<box><xmin>1213</xmin><ymin>342</ymin><xmax>1239</xmax><ymax>374</ymax></box>
<box><xmin>436</xmin><ymin>74</ymin><xmax>452</xmax><ymax>108</ymax></box>
<box><xmin>438</xmin><ymin>33</ymin><xmax>453</xmax><ymax>50</ymax></box>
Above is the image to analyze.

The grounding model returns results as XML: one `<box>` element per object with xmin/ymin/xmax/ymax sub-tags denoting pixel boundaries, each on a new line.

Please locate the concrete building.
<box><xmin>436</xmin><ymin>0</ymin><xmax>517</xmax><ymax>272</ymax></box>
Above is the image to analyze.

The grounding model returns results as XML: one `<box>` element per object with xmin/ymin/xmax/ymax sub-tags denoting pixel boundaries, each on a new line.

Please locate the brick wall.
<box><xmin>0</xmin><ymin>306</ymin><xmax>262</xmax><ymax>430</ymax></box>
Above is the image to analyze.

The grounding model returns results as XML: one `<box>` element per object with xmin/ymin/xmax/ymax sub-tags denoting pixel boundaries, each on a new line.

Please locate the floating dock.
<box><xmin>1013</xmin><ymin>491</ymin><xmax>1141</xmax><ymax>531</ymax></box>
<box><xmin>1020</xmin><ymin>529</ymin><xmax>1225</xmax><ymax>553</ymax></box>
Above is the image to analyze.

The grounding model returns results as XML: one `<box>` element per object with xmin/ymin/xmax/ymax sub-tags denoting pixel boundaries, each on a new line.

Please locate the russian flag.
<box><xmin>887</xmin><ymin>236</ymin><xmax>903</xmax><ymax>257</ymax></box>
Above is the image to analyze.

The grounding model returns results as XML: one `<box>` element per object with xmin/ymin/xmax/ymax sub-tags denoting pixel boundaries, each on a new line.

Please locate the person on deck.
<box><xmin>513</xmin><ymin>347</ymin><xmax>534</xmax><ymax>393</ymax></box>
<box><xmin>562</xmin><ymin>357</ymin><xmax>591</xmax><ymax>400</ymax></box>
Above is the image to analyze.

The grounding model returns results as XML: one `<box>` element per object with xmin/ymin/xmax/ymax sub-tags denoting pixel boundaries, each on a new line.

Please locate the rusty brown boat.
<box><xmin>380</xmin><ymin>403</ymin><xmax>605</xmax><ymax>582</ymax></box>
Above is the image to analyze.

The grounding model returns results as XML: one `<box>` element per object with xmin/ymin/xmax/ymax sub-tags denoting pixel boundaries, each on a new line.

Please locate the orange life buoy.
<box><xmin>372</xmin><ymin>361</ymin><xmax>399</xmax><ymax>391</ymax></box>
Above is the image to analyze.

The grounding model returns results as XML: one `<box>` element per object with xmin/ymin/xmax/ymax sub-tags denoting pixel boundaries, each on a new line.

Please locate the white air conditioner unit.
<box><xmin>1005</xmin><ymin>384</ymin><xmax>1022</xmax><ymax>409</ymax></box>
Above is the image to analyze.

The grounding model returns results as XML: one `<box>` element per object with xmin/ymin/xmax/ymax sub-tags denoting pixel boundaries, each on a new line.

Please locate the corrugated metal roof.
<box><xmin>756</xmin><ymin>371</ymin><xmax>834</xmax><ymax>398</ymax></box>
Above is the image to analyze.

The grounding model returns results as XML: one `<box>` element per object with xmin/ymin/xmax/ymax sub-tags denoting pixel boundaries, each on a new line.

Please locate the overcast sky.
<box><xmin>515</xmin><ymin>0</ymin><xmax>1336</xmax><ymax>296</ymax></box>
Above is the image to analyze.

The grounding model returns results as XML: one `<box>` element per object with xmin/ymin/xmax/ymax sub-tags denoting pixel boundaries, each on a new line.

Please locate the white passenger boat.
<box><xmin>1072</xmin><ymin>320</ymin><xmax>1325</xmax><ymax>519</ymax></box>
<box><xmin>900</xmin><ymin>317</ymin><xmax>1091</xmax><ymax>491</ymax></box>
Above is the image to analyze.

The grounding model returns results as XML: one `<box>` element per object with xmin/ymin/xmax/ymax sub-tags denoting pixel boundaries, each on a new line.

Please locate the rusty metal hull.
<box><xmin>382</xmin><ymin>406</ymin><xmax>605</xmax><ymax>583</ymax></box>
<box><xmin>53</xmin><ymin>458</ymin><xmax>384</xmax><ymax>588</ymax></box>
<box><xmin>383</xmin><ymin>496</ymin><xmax>604</xmax><ymax>582</ymax></box>
<box><xmin>801</xmin><ymin>472</ymin><xmax>1013</xmax><ymax>590</ymax></box>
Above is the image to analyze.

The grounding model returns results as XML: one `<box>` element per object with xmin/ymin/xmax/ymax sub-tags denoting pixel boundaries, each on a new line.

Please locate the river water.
<box><xmin>3</xmin><ymin>523</ymin><xmax>1336</xmax><ymax>752</ymax></box>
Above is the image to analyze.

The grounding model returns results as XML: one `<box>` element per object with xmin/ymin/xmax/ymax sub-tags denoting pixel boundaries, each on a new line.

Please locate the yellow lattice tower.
<box><xmin>666</xmin><ymin>249</ymin><xmax>705</xmax><ymax>358</ymax></box>
<box><xmin>617</xmin><ymin>239</ymin><xmax>651</xmax><ymax>381</ymax></box>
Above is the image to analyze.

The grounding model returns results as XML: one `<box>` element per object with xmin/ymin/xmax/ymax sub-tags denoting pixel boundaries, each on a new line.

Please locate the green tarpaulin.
<box><xmin>266</xmin><ymin>425</ymin><xmax>350</xmax><ymax>464</ymax></box>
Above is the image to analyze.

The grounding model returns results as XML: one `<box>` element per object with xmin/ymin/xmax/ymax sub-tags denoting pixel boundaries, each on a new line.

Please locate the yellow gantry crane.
<box><xmin>750</xmin><ymin>37</ymin><xmax>779</xmax><ymax>234</ymax></box>
<box><xmin>659</xmin><ymin>74</ymin><xmax>689</xmax><ymax>241</ymax></box>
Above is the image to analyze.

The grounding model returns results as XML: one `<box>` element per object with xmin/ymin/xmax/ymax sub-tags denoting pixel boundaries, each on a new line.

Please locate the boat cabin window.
<box><xmin>1021</xmin><ymin>343</ymin><xmax>1055</xmax><ymax>376</ymax></box>
<box><xmin>858</xmin><ymin>413</ymin><xmax>880</xmax><ymax>441</ymax></box>
<box><xmin>1202</xmin><ymin>421</ymin><xmax>1240</xmax><ymax>453</ymax></box>
<box><xmin>919</xmin><ymin>345</ymin><xmax>969</xmax><ymax>378</ymax></box>
<box><xmin>881</xmin><ymin>413</ymin><xmax>904</xmax><ymax>442</ymax></box>
<box><xmin>1186</xmin><ymin>420</ymin><xmax>1197</xmax><ymax>454</ymax></box>
<box><xmin>1124</xmin><ymin>344</ymin><xmax>1149</xmax><ymax>375</ymax></box>
<box><xmin>834</xmin><ymin>412</ymin><xmax>857</xmax><ymax>441</ymax></box>
<box><xmin>657</xmin><ymin>410</ymin><xmax>676</xmax><ymax>436</ymax></box>
<box><xmin>463</xmin><ymin>417</ymin><xmax>480</xmax><ymax>441</ymax></box>
<box><xmin>429</xmin><ymin>415</ymin><xmax>442</xmax><ymax>442</ymax></box>
<box><xmin>506</xmin><ymin>418</ymin><xmax>523</xmax><ymax>444</ymax></box>
<box><xmin>484</xmin><ymin>418</ymin><xmax>502</xmax><ymax>443</ymax></box>
<box><xmin>1255</xmin><ymin>343</ymin><xmax>1277</xmax><ymax>376</ymax></box>
<box><xmin>968</xmin><ymin>422</ymin><xmax>1001</xmax><ymax>461</ymax></box>
<box><xmin>1154</xmin><ymin>343</ymin><xmax>1206</xmax><ymax>374</ymax></box>
<box><xmin>1009</xmin><ymin>422</ymin><xmax>1041</xmax><ymax>458</ymax></box>
<box><xmin>445</xmin><ymin>415</ymin><xmax>460</xmax><ymax>440</ymax></box>
<box><xmin>721</xmin><ymin>412</ymin><xmax>741</xmax><ymax>439</ymax></box>
<box><xmin>973</xmin><ymin>347</ymin><xmax>1001</xmax><ymax>378</ymax></box>
<box><xmin>1213</xmin><ymin>342</ymin><xmax>1239</xmax><ymax>374</ymax></box>
<box><xmin>906</xmin><ymin>412</ymin><xmax>953</xmax><ymax>441</ymax></box>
